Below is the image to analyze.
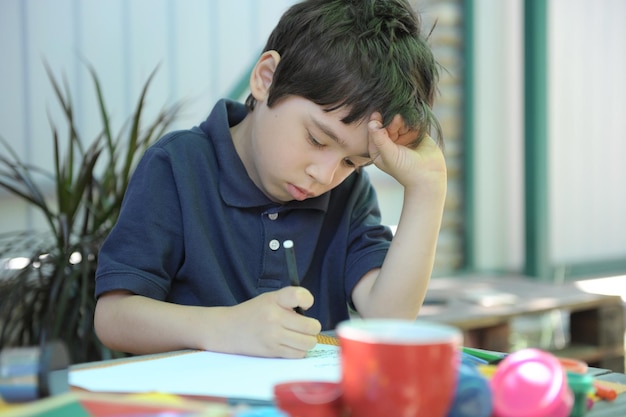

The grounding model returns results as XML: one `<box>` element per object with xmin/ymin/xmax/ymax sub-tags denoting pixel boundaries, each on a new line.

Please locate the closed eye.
<box><xmin>307</xmin><ymin>129</ymin><xmax>369</xmax><ymax>171</ymax></box>
<box><xmin>308</xmin><ymin>132</ymin><xmax>354</xmax><ymax>168</ymax></box>
<box><xmin>307</xmin><ymin>133</ymin><xmax>324</xmax><ymax>149</ymax></box>
<box><xmin>344</xmin><ymin>158</ymin><xmax>375</xmax><ymax>172</ymax></box>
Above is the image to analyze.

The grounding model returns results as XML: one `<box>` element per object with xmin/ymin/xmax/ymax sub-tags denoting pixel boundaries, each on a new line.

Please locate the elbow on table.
<box><xmin>93</xmin><ymin>290</ymin><xmax>133</xmax><ymax>351</ymax></box>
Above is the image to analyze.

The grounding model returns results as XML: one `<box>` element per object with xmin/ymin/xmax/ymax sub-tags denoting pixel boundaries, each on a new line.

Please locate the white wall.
<box><xmin>548</xmin><ymin>0</ymin><xmax>626</xmax><ymax>265</ymax></box>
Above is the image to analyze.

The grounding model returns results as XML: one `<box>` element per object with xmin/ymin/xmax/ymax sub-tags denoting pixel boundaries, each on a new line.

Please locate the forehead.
<box><xmin>310</xmin><ymin>102</ymin><xmax>369</xmax><ymax>142</ymax></box>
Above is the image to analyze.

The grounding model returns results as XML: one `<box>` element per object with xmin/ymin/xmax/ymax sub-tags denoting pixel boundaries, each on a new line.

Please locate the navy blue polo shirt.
<box><xmin>95</xmin><ymin>99</ymin><xmax>392</xmax><ymax>330</ymax></box>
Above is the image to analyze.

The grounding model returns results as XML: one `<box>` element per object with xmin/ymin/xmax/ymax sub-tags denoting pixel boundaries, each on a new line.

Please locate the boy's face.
<box><xmin>243</xmin><ymin>96</ymin><xmax>374</xmax><ymax>203</ymax></box>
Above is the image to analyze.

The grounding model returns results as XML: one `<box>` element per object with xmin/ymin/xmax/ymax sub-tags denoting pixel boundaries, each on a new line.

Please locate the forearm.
<box><xmin>94</xmin><ymin>292</ymin><xmax>230</xmax><ymax>355</ymax></box>
<box><xmin>354</xmin><ymin>181</ymin><xmax>446</xmax><ymax>319</ymax></box>
<box><xmin>94</xmin><ymin>288</ymin><xmax>321</xmax><ymax>358</ymax></box>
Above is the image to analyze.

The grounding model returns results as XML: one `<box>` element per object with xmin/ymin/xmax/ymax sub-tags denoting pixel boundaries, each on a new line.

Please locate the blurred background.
<box><xmin>1</xmin><ymin>0</ymin><xmax>625</xmax><ymax>282</ymax></box>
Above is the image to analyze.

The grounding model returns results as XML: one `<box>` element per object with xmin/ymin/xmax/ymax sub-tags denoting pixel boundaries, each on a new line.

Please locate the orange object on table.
<box><xmin>593</xmin><ymin>381</ymin><xmax>617</xmax><ymax>401</ymax></box>
<box><xmin>557</xmin><ymin>357</ymin><xmax>588</xmax><ymax>374</ymax></box>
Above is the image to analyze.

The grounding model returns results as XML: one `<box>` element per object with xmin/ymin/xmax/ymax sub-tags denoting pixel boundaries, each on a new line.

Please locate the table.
<box><xmin>2</xmin><ymin>371</ymin><xmax>626</xmax><ymax>416</ymax></box>
<box><xmin>2</xmin><ymin>354</ymin><xmax>626</xmax><ymax>416</ymax></box>
<box><xmin>420</xmin><ymin>275</ymin><xmax>625</xmax><ymax>372</ymax></box>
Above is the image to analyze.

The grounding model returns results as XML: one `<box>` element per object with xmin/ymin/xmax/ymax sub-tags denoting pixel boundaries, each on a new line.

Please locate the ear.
<box><xmin>249</xmin><ymin>50</ymin><xmax>281</xmax><ymax>102</ymax></box>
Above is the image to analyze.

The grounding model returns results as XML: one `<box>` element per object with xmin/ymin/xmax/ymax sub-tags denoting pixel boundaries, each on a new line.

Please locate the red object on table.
<box><xmin>593</xmin><ymin>381</ymin><xmax>617</xmax><ymax>401</ymax></box>
<box><xmin>274</xmin><ymin>381</ymin><xmax>343</xmax><ymax>417</ymax></box>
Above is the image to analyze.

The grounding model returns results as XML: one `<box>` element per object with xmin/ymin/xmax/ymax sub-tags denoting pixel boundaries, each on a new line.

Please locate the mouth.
<box><xmin>287</xmin><ymin>183</ymin><xmax>313</xmax><ymax>201</ymax></box>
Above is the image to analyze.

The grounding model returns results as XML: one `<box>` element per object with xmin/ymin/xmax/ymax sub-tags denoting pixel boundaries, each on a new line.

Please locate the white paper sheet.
<box><xmin>69</xmin><ymin>344</ymin><xmax>341</xmax><ymax>402</ymax></box>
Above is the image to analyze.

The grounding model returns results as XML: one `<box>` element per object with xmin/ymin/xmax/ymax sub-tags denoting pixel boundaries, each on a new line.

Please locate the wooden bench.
<box><xmin>419</xmin><ymin>275</ymin><xmax>625</xmax><ymax>372</ymax></box>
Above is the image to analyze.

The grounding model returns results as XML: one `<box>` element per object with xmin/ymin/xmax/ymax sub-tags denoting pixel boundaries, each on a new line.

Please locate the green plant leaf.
<box><xmin>0</xmin><ymin>62</ymin><xmax>183</xmax><ymax>363</ymax></box>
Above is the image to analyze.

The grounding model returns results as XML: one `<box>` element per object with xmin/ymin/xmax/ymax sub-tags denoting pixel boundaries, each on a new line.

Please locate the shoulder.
<box><xmin>139</xmin><ymin>127</ymin><xmax>220</xmax><ymax>171</ymax></box>
<box><xmin>148</xmin><ymin>99</ymin><xmax>245</xmax><ymax>160</ymax></box>
<box><xmin>152</xmin><ymin>127</ymin><xmax>210</xmax><ymax>152</ymax></box>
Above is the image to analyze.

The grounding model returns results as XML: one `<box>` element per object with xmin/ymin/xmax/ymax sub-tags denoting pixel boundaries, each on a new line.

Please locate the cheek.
<box><xmin>256</xmin><ymin>133</ymin><xmax>301</xmax><ymax>173</ymax></box>
<box><xmin>254</xmin><ymin>108</ymin><xmax>310</xmax><ymax>172</ymax></box>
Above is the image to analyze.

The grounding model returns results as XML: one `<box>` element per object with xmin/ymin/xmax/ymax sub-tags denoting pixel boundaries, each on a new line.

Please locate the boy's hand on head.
<box><xmin>368</xmin><ymin>113</ymin><xmax>447</xmax><ymax>191</ymax></box>
<box><xmin>224</xmin><ymin>287</ymin><xmax>321</xmax><ymax>358</ymax></box>
<box><xmin>385</xmin><ymin>114</ymin><xmax>421</xmax><ymax>148</ymax></box>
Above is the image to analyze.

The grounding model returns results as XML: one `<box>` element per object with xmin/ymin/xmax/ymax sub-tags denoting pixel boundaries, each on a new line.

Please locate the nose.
<box><xmin>306</xmin><ymin>157</ymin><xmax>341</xmax><ymax>186</ymax></box>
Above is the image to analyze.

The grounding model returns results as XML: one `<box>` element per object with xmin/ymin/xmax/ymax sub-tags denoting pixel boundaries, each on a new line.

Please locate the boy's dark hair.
<box><xmin>245</xmin><ymin>0</ymin><xmax>442</xmax><ymax>147</ymax></box>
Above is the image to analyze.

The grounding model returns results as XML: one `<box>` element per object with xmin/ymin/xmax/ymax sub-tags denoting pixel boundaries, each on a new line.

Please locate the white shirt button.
<box><xmin>268</xmin><ymin>213</ymin><xmax>278</xmax><ymax>220</ymax></box>
<box><xmin>269</xmin><ymin>239</ymin><xmax>280</xmax><ymax>251</ymax></box>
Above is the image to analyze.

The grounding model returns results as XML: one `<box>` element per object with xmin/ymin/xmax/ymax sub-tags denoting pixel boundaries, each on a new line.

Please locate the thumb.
<box><xmin>368</xmin><ymin>119</ymin><xmax>394</xmax><ymax>161</ymax></box>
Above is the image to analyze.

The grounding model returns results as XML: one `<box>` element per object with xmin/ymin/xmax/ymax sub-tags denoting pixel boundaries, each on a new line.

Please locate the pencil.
<box><xmin>283</xmin><ymin>240</ymin><xmax>304</xmax><ymax>315</ymax></box>
<box><xmin>283</xmin><ymin>240</ymin><xmax>299</xmax><ymax>286</ymax></box>
<box><xmin>462</xmin><ymin>347</ymin><xmax>508</xmax><ymax>364</ymax></box>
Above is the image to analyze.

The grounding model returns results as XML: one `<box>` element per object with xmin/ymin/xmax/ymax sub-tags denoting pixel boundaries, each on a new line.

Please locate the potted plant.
<box><xmin>0</xmin><ymin>64</ymin><xmax>182</xmax><ymax>363</ymax></box>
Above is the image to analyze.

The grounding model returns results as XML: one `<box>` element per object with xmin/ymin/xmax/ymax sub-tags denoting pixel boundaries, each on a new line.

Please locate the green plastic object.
<box><xmin>566</xmin><ymin>371</ymin><xmax>594</xmax><ymax>417</ymax></box>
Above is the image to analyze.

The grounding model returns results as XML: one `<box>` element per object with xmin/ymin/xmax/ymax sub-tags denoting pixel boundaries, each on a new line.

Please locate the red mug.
<box><xmin>337</xmin><ymin>319</ymin><xmax>462</xmax><ymax>417</ymax></box>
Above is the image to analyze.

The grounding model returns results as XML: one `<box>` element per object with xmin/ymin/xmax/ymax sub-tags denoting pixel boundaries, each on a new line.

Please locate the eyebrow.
<box><xmin>310</xmin><ymin>116</ymin><xmax>371</xmax><ymax>160</ymax></box>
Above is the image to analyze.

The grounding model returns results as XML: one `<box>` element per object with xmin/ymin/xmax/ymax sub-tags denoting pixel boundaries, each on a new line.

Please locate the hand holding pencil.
<box><xmin>206</xmin><ymin>239</ymin><xmax>319</xmax><ymax>357</ymax></box>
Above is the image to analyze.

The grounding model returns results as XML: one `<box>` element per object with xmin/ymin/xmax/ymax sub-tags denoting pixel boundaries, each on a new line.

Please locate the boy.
<box><xmin>94</xmin><ymin>0</ymin><xmax>446</xmax><ymax>359</ymax></box>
